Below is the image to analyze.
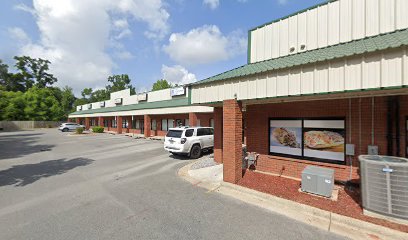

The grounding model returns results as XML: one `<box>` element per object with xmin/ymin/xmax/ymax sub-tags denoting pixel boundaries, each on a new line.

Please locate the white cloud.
<box><xmin>278</xmin><ymin>0</ymin><xmax>288</xmax><ymax>5</ymax></box>
<box><xmin>8</xmin><ymin>27</ymin><xmax>31</xmax><ymax>44</ymax></box>
<box><xmin>161</xmin><ymin>65</ymin><xmax>197</xmax><ymax>85</ymax></box>
<box><xmin>12</xmin><ymin>0</ymin><xmax>170</xmax><ymax>94</ymax></box>
<box><xmin>163</xmin><ymin>25</ymin><xmax>246</xmax><ymax>66</ymax></box>
<box><xmin>203</xmin><ymin>0</ymin><xmax>219</xmax><ymax>9</ymax></box>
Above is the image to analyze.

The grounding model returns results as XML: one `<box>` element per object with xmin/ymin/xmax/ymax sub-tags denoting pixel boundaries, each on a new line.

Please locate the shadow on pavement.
<box><xmin>0</xmin><ymin>133</ymin><xmax>55</xmax><ymax>160</ymax></box>
<box><xmin>0</xmin><ymin>158</ymin><xmax>94</xmax><ymax>187</ymax></box>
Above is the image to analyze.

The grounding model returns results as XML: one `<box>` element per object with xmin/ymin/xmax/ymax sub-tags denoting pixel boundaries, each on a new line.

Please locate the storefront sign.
<box><xmin>269</xmin><ymin>118</ymin><xmax>346</xmax><ymax>164</ymax></box>
<box><xmin>270</xmin><ymin>120</ymin><xmax>302</xmax><ymax>156</ymax></box>
<box><xmin>137</xmin><ymin>93</ymin><xmax>147</xmax><ymax>101</ymax></box>
<box><xmin>114</xmin><ymin>98</ymin><xmax>122</xmax><ymax>104</ymax></box>
<box><xmin>170</xmin><ymin>87</ymin><xmax>185</xmax><ymax>97</ymax></box>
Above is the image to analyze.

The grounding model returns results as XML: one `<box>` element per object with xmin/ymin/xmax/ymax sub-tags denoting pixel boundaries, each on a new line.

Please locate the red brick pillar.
<box><xmin>223</xmin><ymin>99</ymin><xmax>243</xmax><ymax>184</ymax></box>
<box><xmin>98</xmin><ymin>117</ymin><xmax>104</xmax><ymax>127</ymax></box>
<box><xmin>214</xmin><ymin>107</ymin><xmax>223</xmax><ymax>164</ymax></box>
<box><xmin>144</xmin><ymin>114</ymin><xmax>151</xmax><ymax>137</ymax></box>
<box><xmin>85</xmin><ymin>117</ymin><xmax>90</xmax><ymax>130</ymax></box>
<box><xmin>189</xmin><ymin>112</ymin><xmax>198</xmax><ymax>127</ymax></box>
<box><xmin>117</xmin><ymin>116</ymin><xmax>123</xmax><ymax>134</ymax></box>
<box><xmin>128</xmin><ymin>116</ymin><xmax>133</xmax><ymax>129</ymax></box>
<box><xmin>76</xmin><ymin>118</ymin><xmax>80</xmax><ymax>124</ymax></box>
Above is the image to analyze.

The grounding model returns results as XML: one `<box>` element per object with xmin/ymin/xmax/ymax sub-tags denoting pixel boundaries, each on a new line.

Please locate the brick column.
<box><xmin>214</xmin><ymin>107</ymin><xmax>223</xmax><ymax>164</ymax></box>
<box><xmin>85</xmin><ymin>117</ymin><xmax>90</xmax><ymax>130</ymax></box>
<box><xmin>128</xmin><ymin>116</ymin><xmax>133</xmax><ymax>129</ymax></box>
<box><xmin>189</xmin><ymin>112</ymin><xmax>198</xmax><ymax>127</ymax></box>
<box><xmin>223</xmin><ymin>99</ymin><xmax>243</xmax><ymax>184</ymax></box>
<box><xmin>98</xmin><ymin>116</ymin><xmax>104</xmax><ymax>127</ymax></box>
<box><xmin>76</xmin><ymin>118</ymin><xmax>80</xmax><ymax>124</ymax></box>
<box><xmin>144</xmin><ymin>114</ymin><xmax>151</xmax><ymax>137</ymax></box>
<box><xmin>117</xmin><ymin>116</ymin><xmax>123</xmax><ymax>134</ymax></box>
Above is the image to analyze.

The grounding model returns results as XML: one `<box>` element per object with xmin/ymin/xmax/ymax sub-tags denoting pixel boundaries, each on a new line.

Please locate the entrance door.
<box><xmin>140</xmin><ymin>120</ymin><xmax>144</xmax><ymax>134</ymax></box>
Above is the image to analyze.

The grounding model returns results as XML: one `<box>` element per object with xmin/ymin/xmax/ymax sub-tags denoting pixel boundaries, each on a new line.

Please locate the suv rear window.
<box><xmin>185</xmin><ymin>129</ymin><xmax>194</xmax><ymax>137</ymax></box>
<box><xmin>166</xmin><ymin>130</ymin><xmax>183</xmax><ymax>138</ymax></box>
<box><xmin>197</xmin><ymin>128</ymin><xmax>213</xmax><ymax>136</ymax></box>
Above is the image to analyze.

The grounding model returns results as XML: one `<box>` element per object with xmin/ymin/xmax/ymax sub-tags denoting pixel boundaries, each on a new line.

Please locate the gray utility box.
<box><xmin>301</xmin><ymin>166</ymin><xmax>334</xmax><ymax>198</ymax></box>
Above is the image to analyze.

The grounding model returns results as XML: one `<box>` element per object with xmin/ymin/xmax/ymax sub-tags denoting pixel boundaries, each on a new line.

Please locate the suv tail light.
<box><xmin>181</xmin><ymin>138</ymin><xmax>187</xmax><ymax>144</ymax></box>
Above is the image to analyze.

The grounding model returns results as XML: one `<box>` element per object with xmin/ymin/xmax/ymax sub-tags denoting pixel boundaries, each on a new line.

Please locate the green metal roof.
<box><xmin>192</xmin><ymin>28</ymin><xmax>408</xmax><ymax>86</ymax></box>
<box><xmin>69</xmin><ymin>97</ymin><xmax>189</xmax><ymax>116</ymax></box>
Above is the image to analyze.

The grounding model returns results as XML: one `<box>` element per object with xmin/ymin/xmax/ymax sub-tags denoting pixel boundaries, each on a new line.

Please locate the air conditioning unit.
<box><xmin>114</xmin><ymin>98</ymin><xmax>122</xmax><ymax>104</ymax></box>
<box><xmin>87</xmin><ymin>104</ymin><xmax>92</xmax><ymax>109</ymax></box>
<box><xmin>100</xmin><ymin>101</ymin><xmax>105</xmax><ymax>107</ymax></box>
<box><xmin>301</xmin><ymin>166</ymin><xmax>334</xmax><ymax>198</ymax></box>
<box><xmin>360</xmin><ymin>155</ymin><xmax>408</xmax><ymax>221</ymax></box>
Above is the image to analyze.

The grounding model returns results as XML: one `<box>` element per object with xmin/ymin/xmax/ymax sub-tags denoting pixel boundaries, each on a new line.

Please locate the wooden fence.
<box><xmin>0</xmin><ymin>121</ymin><xmax>63</xmax><ymax>131</ymax></box>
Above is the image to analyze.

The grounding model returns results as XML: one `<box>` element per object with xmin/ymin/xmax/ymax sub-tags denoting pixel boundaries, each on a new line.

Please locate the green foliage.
<box><xmin>152</xmin><ymin>79</ymin><xmax>173</xmax><ymax>91</ymax></box>
<box><xmin>81</xmin><ymin>88</ymin><xmax>93</xmax><ymax>99</ymax></box>
<box><xmin>92</xmin><ymin>126</ymin><xmax>104</xmax><ymax>133</ymax></box>
<box><xmin>106</xmin><ymin>74</ymin><xmax>135</xmax><ymax>94</ymax></box>
<box><xmin>14</xmin><ymin>56</ymin><xmax>57</xmax><ymax>88</ymax></box>
<box><xmin>75</xmin><ymin>127</ymin><xmax>84</xmax><ymax>134</ymax></box>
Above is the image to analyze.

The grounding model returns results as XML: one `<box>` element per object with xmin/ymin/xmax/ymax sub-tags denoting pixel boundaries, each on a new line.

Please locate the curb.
<box><xmin>177</xmin><ymin>164</ymin><xmax>408</xmax><ymax>240</ymax></box>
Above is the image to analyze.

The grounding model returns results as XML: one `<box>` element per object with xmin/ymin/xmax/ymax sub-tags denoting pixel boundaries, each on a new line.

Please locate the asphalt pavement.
<box><xmin>0</xmin><ymin>129</ymin><xmax>348</xmax><ymax>240</ymax></box>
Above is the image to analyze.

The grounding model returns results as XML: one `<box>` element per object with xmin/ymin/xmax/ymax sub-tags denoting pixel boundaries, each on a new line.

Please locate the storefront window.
<box><xmin>151</xmin><ymin>119</ymin><xmax>157</xmax><ymax>130</ymax></box>
<box><xmin>122</xmin><ymin>119</ymin><xmax>128</xmax><ymax>128</ymax></box>
<box><xmin>104</xmin><ymin>120</ymin><xmax>109</xmax><ymax>127</ymax></box>
<box><xmin>269</xmin><ymin>118</ymin><xmax>346</xmax><ymax>164</ymax></box>
<box><xmin>162</xmin><ymin>119</ymin><xmax>168</xmax><ymax>131</ymax></box>
<box><xmin>176</xmin><ymin>119</ymin><xmax>183</xmax><ymax>127</ymax></box>
<box><xmin>135</xmin><ymin>120</ymin><xmax>140</xmax><ymax>129</ymax></box>
<box><xmin>112</xmin><ymin>119</ymin><xmax>117</xmax><ymax>128</ymax></box>
<box><xmin>168</xmin><ymin>119</ymin><xmax>174</xmax><ymax>129</ymax></box>
<box><xmin>210</xmin><ymin>119</ymin><xmax>214</xmax><ymax>128</ymax></box>
<box><xmin>185</xmin><ymin>119</ymin><xmax>189</xmax><ymax>127</ymax></box>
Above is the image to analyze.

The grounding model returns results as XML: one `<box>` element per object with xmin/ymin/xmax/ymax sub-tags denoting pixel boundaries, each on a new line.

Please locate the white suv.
<box><xmin>164</xmin><ymin>126</ymin><xmax>214</xmax><ymax>159</ymax></box>
<box><xmin>59</xmin><ymin>123</ymin><xmax>85</xmax><ymax>132</ymax></box>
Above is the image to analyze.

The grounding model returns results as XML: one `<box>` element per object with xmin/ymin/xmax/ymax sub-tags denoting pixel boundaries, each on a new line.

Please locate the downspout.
<box><xmin>395</xmin><ymin>96</ymin><xmax>400</xmax><ymax>156</ymax></box>
<box><xmin>387</xmin><ymin>97</ymin><xmax>394</xmax><ymax>156</ymax></box>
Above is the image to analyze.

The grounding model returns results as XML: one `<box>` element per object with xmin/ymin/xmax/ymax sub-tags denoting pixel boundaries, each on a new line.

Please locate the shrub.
<box><xmin>76</xmin><ymin>127</ymin><xmax>84</xmax><ymax>134</ymax></box>
<box><xmin>92</xmin><ymin>126</ymin><xmax>104</xmax><ymax>133</ymax></box>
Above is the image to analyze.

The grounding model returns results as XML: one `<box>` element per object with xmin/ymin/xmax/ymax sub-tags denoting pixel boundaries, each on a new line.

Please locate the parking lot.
<box><xmin>0</xmin><ymin>129</ymin><xmax>346</xmax><ymax>240</ymax></box>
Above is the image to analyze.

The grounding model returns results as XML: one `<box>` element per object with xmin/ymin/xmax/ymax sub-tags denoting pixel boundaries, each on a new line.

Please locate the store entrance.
<box><xmin>140</xmin><ymin>120</ymin><xmax>144</xmax><ymax>134</ymax></box>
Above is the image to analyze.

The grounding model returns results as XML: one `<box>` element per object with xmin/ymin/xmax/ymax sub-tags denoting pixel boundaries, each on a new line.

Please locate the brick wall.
<box><xmin>214</xmin><ymin>107</ymin><xmax>223</xmax><ymax>163</ymax></box>
<box><xmin>245</xmin><ymin>96</ymin><xmax>408</xmax><ymax>182</ymax></box>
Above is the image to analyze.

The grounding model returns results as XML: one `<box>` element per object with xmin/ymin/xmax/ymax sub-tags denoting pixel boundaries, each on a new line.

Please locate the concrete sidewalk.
<box><xmin>178</xmin><ymin>162</ymin><xmax>408</xmax><ymax>240</ymax></box>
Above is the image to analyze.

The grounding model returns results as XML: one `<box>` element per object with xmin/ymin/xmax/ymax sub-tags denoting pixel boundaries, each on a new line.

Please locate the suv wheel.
<box><xmin>62</xmin><ymin>128</ymin><xmax>69</xmax><ymax>132</ymax></box>
<box><xmin>190</xmin><ymin>145</ymin><xmax>201</xmax><ymax>159</ymax></box>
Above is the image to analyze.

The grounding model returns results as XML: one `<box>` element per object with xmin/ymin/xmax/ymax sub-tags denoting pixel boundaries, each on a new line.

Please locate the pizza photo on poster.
<box><xmin>269</xmin><ymin>120</ymin><xmax>302</xmax><ymax>156</ymax></box>
<box><xmin>303</xmin><ymin>120</ymin><xmax>345</xmax><ymax>162</ymax></box>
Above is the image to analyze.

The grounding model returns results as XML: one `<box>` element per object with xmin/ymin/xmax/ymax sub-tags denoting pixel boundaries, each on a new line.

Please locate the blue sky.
<box><xmin>0</xmin><ymin>0</ymin><xmax>325</xmax><ymax>96</ymax></box>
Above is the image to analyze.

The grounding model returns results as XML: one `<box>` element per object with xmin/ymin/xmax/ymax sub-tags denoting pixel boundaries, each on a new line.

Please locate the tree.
<box><xmin>152</xmin><ymin>79</ymin><xmax>173</xmax><ymax>91</ymax></box>
<box><xmin>60</xmin><ymin>86</ymin><xmax>76</xmax><ymax>116</ymax></box>
<box><xmin>1</xmin><ymin>91</ymin><xmax>25</xmax><ymax>120</ymax></box>
<box><xmin>14</xmin><ymin>56</ymin><xmax>57</xmax><ymax>88</ymax></box>
<box><xmin>24</xmin><ymin>87</ymin><xmax>64</xmax><ymax>121</ymax></box>
<box><xmin>81</xmin><ymin>87</ymin><xmax>93</xmax><ymax>99</ymax></box>
<box><xmin>106</xmin><ymin>74</ymin><xmax>135</xmax><ymax>94</ymax></box>
<box><xmin>90</xmin><ymin>89</ymin><xmax>109</xmax><ymax>102</ymax></box>
<box><xmin>0</xmin><ymin>60</ymin><xmax>8</xmax><ymax>86</ymax></box>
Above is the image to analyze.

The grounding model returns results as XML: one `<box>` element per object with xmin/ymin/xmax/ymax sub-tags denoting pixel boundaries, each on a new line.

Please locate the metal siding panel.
<box><xmin>251</xmin><ymin>30</ymin><xmax>258</xmax><ymax>63</ymax></box>
<box><xmin>314</xmin><ymin>63</ymin><xmax>329</xmax><ymax>93</ymax></box>
<box><xmin>264</xmin><ymin>25</ymin><xmax>272</xmax><ymax>61</ymax></box>
<box><xmin>404</xmin><ymin>49</ymin><xmax>408</xmax><ymax>86</ymax></box>
<box><xmin>363</xmin><ymin>54</ymin><xmax>381</xmax><ymax>89</ymax></box>
<box><xmin>339</xmin><ymin>0</ymin><xmax>352</xmax><ymax>43</ymax></box>
<box><xmin>328</xmin><ymin>1</ymin><xmax>340</xmax><ymax>45</ymax></box>
<box><xmin>266</xmin><ymin>72</ymin><xmax>277</xmax><ymax>97</ymax></box>
<box><xmin>396</xmin><ymin>0</ymin><xmax>408</xmax><ymax>29</ymax></box>
<box><xmin>345</xmin><ymin>57</ymin><xmax>363</xmax><ymax>90</ymax></box>
<box><xmin>289</xmin><ymin>68</ymin><xmax>301</xmax><ymax>95</ymax></box>
<box><xmin>366</xmin><ymin>0</ymin><xmax>380</xmax><ymax>37</ymax></box>
<box><xmin>224</xmin><ymin>80</ymin><xmax>232</xmax><ymax>100</ymax></box>
<box><xmin>238</xmin><ymin>79</ymin><xmax>248</xmax><ymax>100</ymax></box>
<box><xmin>317</xmin><ymin>5</ymin><xmax>328</xmax><ymax>48</ymax></box>
<box><xmin>379</xmin><ymin>0</ymin><xmax>395</xmax><ymax>34</ymax></box>
<box><xmin>328</xmin><ymin>60</ymin><xmax>345</xmax><ymax>92</ymax></box>
<box><xmin>301</xmin><ymin>66</ymin><xmax>314</xmax><ymax>94</ymax></box>
<box><xmin>381</xmin><ymin>50</ymin><xmax>403</xmax><ymax>87</ymax></box>
<box><xmin>279</xmin><ymin>19</ymin><xmax>289</xmax><ymax>57</ymax></box>
<box><xmin>257</xmin><ymin>74</ymin><xmax>267</xmax><ymax>99</ymax></box>
<box><xmin>191</xmin><ymin>88</ymin><xmax>198</xmax><ymax>104</ymax></box>
<box><xmin>297</xmin><ymin>12</ymin><xmax>307</xmax><ymax>52</ymax></box>
<box><xmin>256</xmin><ymin>28</ymin><xmax>265</xmax><ymax>62</ymax></box>
<box><xmin>307</xmin><ymin>8</ymin><xmax>318</xmax><ymax>51</ymax></box>
<box><xmin>277</xmin><ymin>70</ymin><xmax>289</xmax><ymax>96</ymax></box>
<box><xmin>248</xmin><ymin>76</ymin><xmax>258</xmax><ymax>99</ymax></box>
<box><xmin>271</xmin><ymin>24</ymin><xmax>280</xmax><ymax>59</ymax></box>
<box><xmin>353</xmin><ymin>0</ymin><xmax>365</xmax><ymax>39</ymax></box>
<box><xmin>289</xmin><ymin>15</ymin><xmax>298</xmax><ymax>54</ymax></box>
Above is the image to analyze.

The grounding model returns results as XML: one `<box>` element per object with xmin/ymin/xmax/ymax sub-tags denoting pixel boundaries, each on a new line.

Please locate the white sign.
<box><xmin>170</xmin><ymin>87</ymin><xmax>185</xmax><ymax>97</ymax></box>
<box><xmin>114</xmin><ymin>98</ymin><xmax>122</xmax><ymax>104</ymax></box>
<box><xmin>100</xmin><ymin>101</ymin><xmax>105</xmax><ymax>107</ymax></box>
<box><xmin>137</xmin><ymin>93</ymin><xmax>147</xmax><ymax>101</ymax></box>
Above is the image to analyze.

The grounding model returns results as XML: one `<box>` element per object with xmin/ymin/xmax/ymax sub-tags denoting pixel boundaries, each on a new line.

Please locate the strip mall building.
<box><xmin>70</xmin><ymin>0</ymin><xmax>408</xmax><ymax>185</ymax></box>
<box><xmin>190</xmin><ymin>0</ymin><xmax>408</xmax><ymax>184</ymax></box>
<box><xmin>69</xmin><ymin>87</ymin><xmax>214</xmax><ymax>137</ymax></box>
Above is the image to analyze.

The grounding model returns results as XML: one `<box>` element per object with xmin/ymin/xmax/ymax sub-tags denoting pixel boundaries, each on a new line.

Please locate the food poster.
<box><xmin>270</xmin><ymin>120</ymin><xmax>302</xmax><ymax>156</ymax></box>
<box><xmin>303</xmin><ymin>120</ymin><xmax>345</xmax><ymax>162</ymax></box>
